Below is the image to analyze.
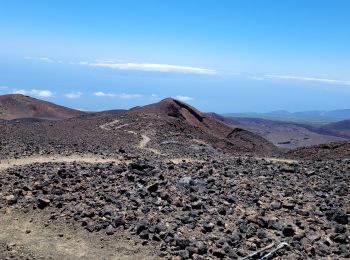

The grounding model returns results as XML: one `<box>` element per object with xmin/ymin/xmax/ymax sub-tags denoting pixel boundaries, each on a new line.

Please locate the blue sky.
<box><xmin>0</xmin><ymin>0</ymin><xmax>350</xmax><ymax>112</ymax></box>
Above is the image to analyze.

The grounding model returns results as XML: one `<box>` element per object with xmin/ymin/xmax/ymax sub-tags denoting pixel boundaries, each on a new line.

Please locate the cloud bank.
<box><xmin>24</xmin><ymin>56</ymin><xmax>217</xmax><ymax>75</ymax></box>
<box><xmin>263</xmin><ymin>75</ymin><xmax>350</xmax><ymax>86</ymax></box>
<box><xmin>90</xmin><ymin>62</ymin><xmax>217</xmax><ymax>75</ymax></box>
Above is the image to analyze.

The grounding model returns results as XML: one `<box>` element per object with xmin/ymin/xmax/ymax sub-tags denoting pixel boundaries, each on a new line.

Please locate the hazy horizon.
<box><xmin>1</xmin><ymin>0</ymin><xmax>350</xmax><ymax>113</ymax></box>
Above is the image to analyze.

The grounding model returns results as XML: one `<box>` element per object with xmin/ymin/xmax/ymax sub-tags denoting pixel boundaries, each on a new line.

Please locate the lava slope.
<box><xmin>0</xmin><ymin>97</ymin><xmax>349</xmax><ymax>259</ymax></box>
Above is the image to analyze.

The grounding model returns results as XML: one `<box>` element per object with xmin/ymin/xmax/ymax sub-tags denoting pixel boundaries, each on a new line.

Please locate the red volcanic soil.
<box><xmin>0</xmin><ymin>94</ymin><xmax>85</xmax><ymax>120</ymax></box>
<box><xmin>130</xmin><ymin>98</ymin><xmax>280</xmax><ymax>155</ymax></box>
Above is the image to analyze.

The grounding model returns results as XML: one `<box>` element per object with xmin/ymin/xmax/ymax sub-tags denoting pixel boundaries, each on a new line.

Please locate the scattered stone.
<box><xmin>270</xmin><ymin>200</ymin><xmax>282</xmax><ymax>209</ymax></box>
<box><xmin>203</xmin><ymin>222</ymin><xmax>214</xmax><ymax>232</ymax></box>
<box><xmin>5</xmin><ymin>195</ymin><xmax>17</xmax><ymax>205</ymax></box>
<box><xmin>105</xmin><ymin>225</ymin><xmax>115</xmax><ymax>235</ymax></box>
<box><xmin>282</xmin><ymin>225</ymin><xmax>295</xmax><ymax>237</ymax></box>
<box><xmin>37</xmin><ymin>197</ymin><xmax>50</xmax><ymax>209</ymax></box>
<box><xmin>147</xmin><ymin>182</ymin><xmax>159</xmax><ymax>193</ymax></box>
<box><xmin>0</xmin><ymin>141</ymin><xmax>349</xmax><ymax>259</ymax></box>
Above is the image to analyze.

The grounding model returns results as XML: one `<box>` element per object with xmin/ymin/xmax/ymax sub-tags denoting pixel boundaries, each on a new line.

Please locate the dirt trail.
<box><xmin>0</xmin><ymin>209</ymin><xmax>158</xmax><ymax>260</ymax></box>
<box><xmin>0</xmin><ymin>155</ymin><xmax>123</xmax><ymax>172</ymax></box>
<box><xmin>114</xmin><ymin>123</ymin><xmax>130</xmax><ymax>129</ymax></box>
<box><xmin>257</xmin><ymin>157</ymin><xmax>298</xmax><ymax>164</ymax></box>
<box><xmin>99</xmin><ymin>119</ymin><xmax>120</xmax><ymax>130</ymax></box>
<box><xmin>100</xmin><ymin>119</ymin><xmax>159</xmax><ymax>153</ymax></box>
<box><xmin>138</xmin><ymin>134</ymin><xmax>151</xmax><ymax>148</ymax></box>
<box><xmin>138</xmin><ymin>134</ymin><xmax>163</xmax><ymax>155</ymax></box>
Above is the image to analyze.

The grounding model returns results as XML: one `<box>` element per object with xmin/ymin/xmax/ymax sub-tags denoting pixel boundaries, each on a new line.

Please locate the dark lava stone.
<box><xmin>318</xmin><ymin>242</ymin><xmax>330</xmax><ymax>254</ymax></box>
<box><xmin>187</xmin><ymin>246</ymin><xmax>198</xmax><ymax>256</ymax></box>
<box><xmin>332</xmin><ymin>234</ymin><xmax>347</xmax><ymax>244</ymax></box>
<box><xmin>136</xmin><ymin>221</ymin><xmax>147</xmax><ymax>234</ymax></box>
<box><xmin>177</xmin><ymin>249</ymin><xmax>189</xmax><ymax>259</ymax></box>
<box><xmin>270</xmin><ymin>200</ymin><xmax>282</xmax><ymax>209</ymax></box>
<box><xmin>147</xmin><ymin>182</ymin><xmax>159</xmax><ymax>193</ymax></box>
<box><xmin>282</xmin><ymin>202</ymin><xmax>295</xmax><ymax>210</ymax></box>
<box><xmin>333</xmin><ymin>211</ymin><xmax>348</xmax><ymax>224</ymax></box>
<box><xmin>175</xmin><ymin>237</ymin><xmax>190</xmax><ymax>249</ymax></box>
<box><xmin>282</xmin><ymin>225</ymin><xmax>295</xmax><ymax>237</ymax></box>
<box><xmin>197</xmin><ymin>243</ymin><xmax>208</xmax><ymax>255</ymax></box>
<box><xmin>267</xmin><ymin>219</ymin><xmax>283</xmax><ymax>230</ymax></box>
<box><xmin>139</xmin><ymin>229</ymin><xmax>149</xmax><ymax>239</ymax></box>
<box><xmin>105</xmin><ymin>225</ymin><xmax>115</xmax><ymax>235</ymax></box>
<box><xmin>213</xmin><ymin>249</ymin><xmax>226</xmax><ymax>258</ymax></box>
<box><xmin>218</xmin><ymin>207</ymin><xmax>227</xmax><ymax>215</ymax></box>
<box><xmin>37</xmin><ymin>197</ymin><xmax>50</xmax><ymax>209</ymax></box>
<box><xmin>85</xmin><ymin>223</ymin><xmax>95</xmax><ymax>232</ymax></box>
<box><xmin>112</xmin><ymin>216</ymin><xmax>125</xmax><ymax>227</ymax></box>
<box><xmin>203</xmin><ymin>222</ymin><xmax>214</xmax><ymax>232</ymax></box>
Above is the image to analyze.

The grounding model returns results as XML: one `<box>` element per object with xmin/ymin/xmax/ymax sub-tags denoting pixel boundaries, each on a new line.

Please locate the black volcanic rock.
<box><xmin>1</xmin><ymin>156</ymin><xmax>349</xmax><ymax>259</ymax></box>
<box><xmin>0</xmin><ymin>97</ymin><xmax>349</xmax><ymax>259</ymax></box>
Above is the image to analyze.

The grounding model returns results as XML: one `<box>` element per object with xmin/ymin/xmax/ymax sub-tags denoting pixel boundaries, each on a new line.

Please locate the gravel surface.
<box><xmin>0</xmin><ymin>99</ymin><xmax>349</xmax><ymax>259</ymax></box>
<box><xmin>1</xmin><ymin>156</ymin><xmax>349</xmax><ymax>259</ymax></box>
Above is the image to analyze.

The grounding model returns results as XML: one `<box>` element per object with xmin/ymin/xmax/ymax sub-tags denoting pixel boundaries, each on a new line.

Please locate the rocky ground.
<box><xmin>0</xmin><ymin>206</ymin><xmax>158</xmax><ymax>260</ymax></box>
<box><xmin>0</xmin><ymin>153</ymin><xmax>349</xmax><ymax>259</ymax></box>
<box><xmin>0</xmin><ymin>100</ymin><xmax>349</xmax><ymax>259</ymax></box>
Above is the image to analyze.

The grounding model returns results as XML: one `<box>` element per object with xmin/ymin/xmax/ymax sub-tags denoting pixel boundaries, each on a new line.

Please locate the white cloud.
<box><xmin>89</xmin><ymin>62</ymin><xmax>217</xmax><ymax>75</ymax></box>
<box><xmin>23</xmin><ymin>56</ymin><xmax>218</xmax><ymax>75</ymax></box>
<box><xmin>65</xmin><ymin>91</ymin><xmax>83</xmax><ymax>99</ymax></box>
<box><xmin>174</xmin><ymin>95</ymin><xmax>194</xmax><ymax>102</ymax></box>
<box><xmin>118</xmin><ymin>93</ymin><xmax>142</xmax><ymax>99</ymax></box>
<box><xmin>263</xmin><ymin>74</ymin><xmax>350</xmax><ymax>86</ymax></box>
<box><xmin>93</xmin><ymin>92</ymin><xmax>142</xmax><ymax>99</ymax></box>
<box><xmin>93</xmin><ymin>91</ymin><xmax>113</xmax><ymax>97</ymax></box>
<box><xmin>24</xmin><ymin>56</ymin><xmax>54</xmax><ymax>63</ymax></box>
<box><xmin>13</xmin><ymin>89</ymin><xmax>54</xmax><ymax>98</ymax></box>
<box><xmin>12</xmin><ymin>89</ymin><xmax>27</xmax><ymax>95</ymax></box>
<box><xmin>0</xmin><ymin>85</ymin><xmax>8</xmax><ymax>90</ymax></box>
<box><xmin>251</xmin><ymin>76</ymin><xmax>265</xmax><ymax>81</ymax></box>
<box><xmin>31</xmin><ymin>89</ymin><xmax>53</xmax><ymax>97</ymax></box>
<box><xmin>94</xmin><ymin>59</ymin><xmax>124</xmax><ymax>63</ymax></box>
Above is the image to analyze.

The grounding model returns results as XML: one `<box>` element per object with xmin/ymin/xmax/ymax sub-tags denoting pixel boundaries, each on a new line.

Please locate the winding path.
<box><xmin>0</xmin><ymin>155</ymin><xmax>123</xmax><ymax>172</ymax></box>
<box><xmin>99</xmin><ymin>120</ymin><xmax>120</xmax><ymax>130</ymax></box>
<box><xmin>138</xmin><ymin>135</ymin><xmax>151</xmax><ymax>148</ymax></box>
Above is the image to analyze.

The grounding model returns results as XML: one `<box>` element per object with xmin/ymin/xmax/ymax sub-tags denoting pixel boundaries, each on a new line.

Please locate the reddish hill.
<box><xmin>130</xmin><ymin>98</ymin><xmax>280</xmax><ymax>155</ymax></box>
<box><xmin>286</xmin><ymin>141</ymin><xmax>350</xmax><ymax>160</ymax></box>
<box><xmin>0</xmin><ymin>94</ymin><xmax>85</xmax><ymax>120</ymax></box>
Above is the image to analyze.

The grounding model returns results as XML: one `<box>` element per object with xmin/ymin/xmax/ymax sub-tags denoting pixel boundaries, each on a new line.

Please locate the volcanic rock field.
<box><xmin>0</xmin><ymin>96</ymin><xmax>349</xmax><ymax>259</ymax></box>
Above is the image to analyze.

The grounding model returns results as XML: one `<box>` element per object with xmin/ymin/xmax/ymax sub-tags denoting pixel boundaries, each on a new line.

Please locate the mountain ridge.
<box><xmin>128</xmin><ymin>98</ymin><xmax>280</xmax><ymax>155</ymax></box>
<box><xmin>224</xmin><ymin>108</ymin><xmax>350</xmax><ymax>125</ymax></box>
<box><xmin>0</xmin><ymin>94</ymin><xmax>86</xmax><ymax>120</ymax></box>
